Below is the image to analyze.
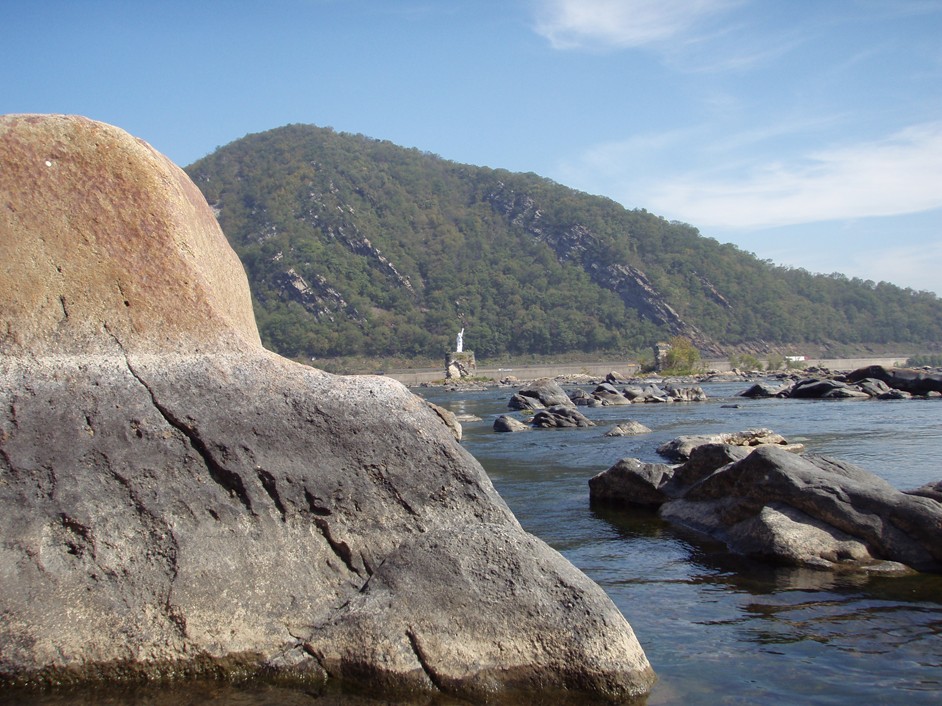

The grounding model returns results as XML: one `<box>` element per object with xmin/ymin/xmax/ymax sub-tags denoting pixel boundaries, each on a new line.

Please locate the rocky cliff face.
<box><xmin>0</xmin><ymin>114</ymin><xmax>655</xmax><ymax>701</ymax></box>
<box><xmin>484</xmin><ymin>182</ymin><xmax>718</xmax><ymax>353</ymax></box>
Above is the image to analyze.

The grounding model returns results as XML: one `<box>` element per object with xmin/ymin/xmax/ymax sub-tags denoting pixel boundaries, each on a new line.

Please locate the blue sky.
<box><xmin>4</xmin><ymin>1</ymin><xmax>941</xmax><ymax>294</ymax></box>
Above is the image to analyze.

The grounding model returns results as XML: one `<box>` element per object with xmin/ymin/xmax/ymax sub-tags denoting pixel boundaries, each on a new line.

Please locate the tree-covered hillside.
<box><xmin>185</xmin><ymin>125</ymin><xmax>942</xmax><ymax>360</ymax></box>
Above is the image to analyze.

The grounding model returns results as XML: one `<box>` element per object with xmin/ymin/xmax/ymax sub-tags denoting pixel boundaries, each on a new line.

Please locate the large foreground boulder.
<box><xmin>0</xmin><ymin>114</ymin><xmax>656</xmax><ymax>700</ymax></box>
<box><xmin>590</xmin><ymin>441</ymin><xmax>942</xmax><ymax>573</ymax></box>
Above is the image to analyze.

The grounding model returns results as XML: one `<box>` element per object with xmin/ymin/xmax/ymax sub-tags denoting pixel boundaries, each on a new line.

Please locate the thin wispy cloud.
<box><xmin>531</xmin><ymin>0</ymin><xmax>741</xmax><ymax>50</ymax></box>
<box><xmin>645</xmin><ymin>122</ymin><xmax>942</xmax><ymax>230</ymax></box>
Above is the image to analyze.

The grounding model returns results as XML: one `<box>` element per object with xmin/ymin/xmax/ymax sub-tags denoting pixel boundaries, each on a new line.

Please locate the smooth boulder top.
<box><xmin>0</xmin><ymin>114</ymin><xmax>261</xmax><ymax>355</ymax></box>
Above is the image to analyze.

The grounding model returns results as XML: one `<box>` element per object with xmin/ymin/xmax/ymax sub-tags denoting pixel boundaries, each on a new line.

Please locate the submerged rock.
<box><xmin>0</xmin><ymin>114</ymin><xmax>656</xmax><ymax>700</ymax></box>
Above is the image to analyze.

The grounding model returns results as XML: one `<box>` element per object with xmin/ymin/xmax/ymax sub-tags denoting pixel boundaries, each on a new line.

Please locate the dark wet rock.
<box><xmin>589</xmin><ymin>459</ymin><xmax>676</xmax><ymax>508</ymax></box>
<box><xmin>738</xmin><ymin>382</ymin><xmax>790</xmax><ymax>398</ymax></box>
<box><xmin>789</xmin><ymin>378</ymin><xmax>852</xmax><ymax>398</ymax></box>
<box><xmin>666</xmin><ymin>384</ymin><xmax>707</xmax><ymax>402</ymax></box>
<box><xmin>508</xmin><ymin>392</ymin><xmax>544</xmax><ymax>410</ymax></box>
<box><xmin>853</xmin><ymin>378</ymin><xmax>894</xmax><ymax>397</ymax></box>
<box><xmin>567</xmin><ymin>389</ymin><xmax>601</xmax><ymax>407</ymax></box>
<box><xmin>845</xmin><ymin>365</ymin><xmax>942</xmax><ymax>395</ymax></box>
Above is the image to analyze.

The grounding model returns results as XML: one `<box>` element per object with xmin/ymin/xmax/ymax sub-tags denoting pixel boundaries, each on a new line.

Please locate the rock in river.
<box><xmin>590</xmin><ymin>439</ymin><xmax>942</xmax><ymax>573</ymax></box>
<box><xmin>508</xmin><ymin>378</ymin><xmax>575</xmax><ymax>409</ymax></box>
<box><xmin>0</xmin><ymin>114</ymin><xmax>656</xmax><ymax>700</ymax></box>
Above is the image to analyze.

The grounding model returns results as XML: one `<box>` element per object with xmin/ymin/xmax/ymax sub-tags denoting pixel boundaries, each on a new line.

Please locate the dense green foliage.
<box><xmin>659</xmin><ymin>336</ymin><xmax>702</xmax><ymax>375</ymax></box>
<box><xmin>186</xmin><ymin>124</ymin><xmax>942</xmax><ymax>360</ymax></box>
<box><xmin>907</xmin><ymin>354</ymin><xmax>942</xmax><ymax>367</ymax></box>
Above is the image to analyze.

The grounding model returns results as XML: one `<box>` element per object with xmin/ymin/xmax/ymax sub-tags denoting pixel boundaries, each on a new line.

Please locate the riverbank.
<box><xmin>378</xmin><ymin>355</ymin><xmax>911</xmax><ymax>386</ymax></box>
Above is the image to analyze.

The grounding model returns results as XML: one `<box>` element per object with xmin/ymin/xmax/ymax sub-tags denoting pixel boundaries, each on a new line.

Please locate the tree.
<box><xmin>661</xmin><ymin>336</ymin><xmax>701</xmax><ymax>374</ymax></box>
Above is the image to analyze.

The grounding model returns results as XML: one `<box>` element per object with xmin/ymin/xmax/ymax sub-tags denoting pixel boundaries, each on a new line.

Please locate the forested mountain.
<box><xmin>185</xmin><ymin>125</ymin><xmax>942</xmax><ymax>360</ymax></box>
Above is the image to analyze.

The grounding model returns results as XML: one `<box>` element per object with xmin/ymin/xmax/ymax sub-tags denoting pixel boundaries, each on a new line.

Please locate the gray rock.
<box><xmin>593</xmin><ymin>390</ymin><xmax>632</xmax><ymax>406</ymax></box>
<box><xmin>531</xmin><ymin>406</ymin><xmax>596</xmax><ymax>428</ymax></box>
<box><xmin>907</xmin><ymin>480</ymin><xmax>942</xmax><ymax>503</ymax></box>
<box><xmin>510</xmin><ymin>378</ymin><xmax>574</xmax><ymax>409</ymax></box>
<box><xmin>589</xmin><ymin>459</ymin><xmax>676</xmax><ymax>507</ymax></box>
<box><xmin>677</xmin><ymin>446</ymin><xmax>942</xmax><ymax>571</ymax></box>
<box><xmin>594</xmin><ymin>382</ymin><xmax>621</xmax><ymax>395</ymax></box>
<box><xmin>0</xmin><ymin>114</ymin><xmax>656</xmax><ymax>700</ymax></box>
<box><xmin>622</xmin><ymin>384</ymin><xmax>669</xmax><ymax>403</ymax></box>
<box><xmin>595</xmin><ymin>437</ymin><xmax>942</xmax><ymax>572</ymax></box>
<box><xmin>493</xmin><ymin>415</ymin><xmax>530</xmax><ymax>432</ymax></box>
<box><xmin>656</xmin><ymin>428</ymin><xmax>801</xmax><ymax>462</ymax></box>
<box><xmin>508</xmin><ymin>392</ymin><xmax>544</xmax><ymax>410</ymax></box>
<box><xmin>605</xmin><ymin>421</ymin><xmax>653</xmax><ymax>437</ymax></box>
<box><xmin>427</xmin><ymin>401</ymin><xmax>462</xmax><ymax>441</ymax></box>
<box><xmin>878</xmin><ymin>389</ymin><xmax>913</xmax><ymax>400</ymax></box>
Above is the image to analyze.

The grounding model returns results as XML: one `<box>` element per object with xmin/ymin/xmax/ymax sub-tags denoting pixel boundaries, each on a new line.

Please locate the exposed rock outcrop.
<box><xmin>508</xmin><ymin>378</ymin><xmax>574</xmax><ymax>409</ymax></box>
<box><xmin>605</xmin><ymin>421</ymin><xmax>653</xmax><ymax>437</ymax></box>
<box><xmin>493</xmin><ymin>414</ymin><xmax>530</xmax><ymax>432</ymax></box>
<box><xmin>738</xmin><ymin>366</ymin><xmax>942</xmax><ymax>401</ymax></box>
<box><xmin>483</xmin><ymin>182</ymin><xmax>720</xmax><ymax>354</ymax></box>
<box><xmin>532</xmin><ymin>406</ymin><xmax>596</xmax><ymax>428</ymax></box>
<box><xmin>656</xmin><ymin>428</ymin><xmax>802</xmax><ymax>462</ymax></box>
<box><xmin>590</xmin><ymin>441</ymin><xmax>942</xmax><ymax>573</ymax></box>
<box><xmin>845</xmin><ymin>365</ymin><xmax>942</xmax><ymax>395</ymax></box>
<box><xmin>0</xmin><ymin>114</ymin><xmax>656</xmax><ymax>700</ymax></box>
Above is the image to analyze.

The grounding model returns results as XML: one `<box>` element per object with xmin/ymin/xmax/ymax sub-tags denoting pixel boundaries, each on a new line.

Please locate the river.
<box><xmin>415</xmin><ymin>380</ymin><xmax>942</xmax><ymax>705</ymax></box>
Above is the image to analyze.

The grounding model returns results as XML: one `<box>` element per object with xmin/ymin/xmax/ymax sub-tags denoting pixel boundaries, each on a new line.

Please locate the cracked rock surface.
<box><xmin>0</xmin><ymin>114</ymin><xmax>655</xmax><ymax>701</ymax></box>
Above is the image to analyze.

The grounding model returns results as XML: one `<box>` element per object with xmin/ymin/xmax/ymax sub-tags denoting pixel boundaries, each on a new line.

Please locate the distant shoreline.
<box><xmin>378</xmin><ymin>355</ymin><xmax>910</xmax><ymax>386</ymax></box>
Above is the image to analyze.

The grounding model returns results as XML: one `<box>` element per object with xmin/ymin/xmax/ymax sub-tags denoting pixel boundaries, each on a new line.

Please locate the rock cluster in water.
<box><xmin>590</xmin><ymin>440</ymin><xmax>942</xmax><ymax>573</ymax></box>
<box><xmin>740</xmin><ymin>366</ymin><xmax>942</xmax><ymax>400</ymax></box>
<box><xmin>0</xmin><ymin>114</ymin><xmax>656</xmax><ymax>700</ymax></box>
<box><xmin>497</xmin><ymin>377</ymin><xmax>707</xmax><ymax>432</ymax></box>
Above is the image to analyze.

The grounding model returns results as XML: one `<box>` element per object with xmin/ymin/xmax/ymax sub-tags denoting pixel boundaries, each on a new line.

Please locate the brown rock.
<box><xmin>0</xmin><ymin>114</ymin><xmax>260</xmax><ymax>355</ymax></box>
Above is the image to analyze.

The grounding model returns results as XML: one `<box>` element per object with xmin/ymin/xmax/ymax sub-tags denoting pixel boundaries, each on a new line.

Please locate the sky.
<box><xmin>4</xmin><ymin>0</ymin><xmax>941</xmax><ymax>294</ymax></box>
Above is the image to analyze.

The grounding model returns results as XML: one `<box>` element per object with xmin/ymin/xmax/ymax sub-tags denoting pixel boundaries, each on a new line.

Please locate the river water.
<box><xmin>416</xmin><ymin>381</ymin><xmax>942</xmax><ymax>705</ymax></box>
